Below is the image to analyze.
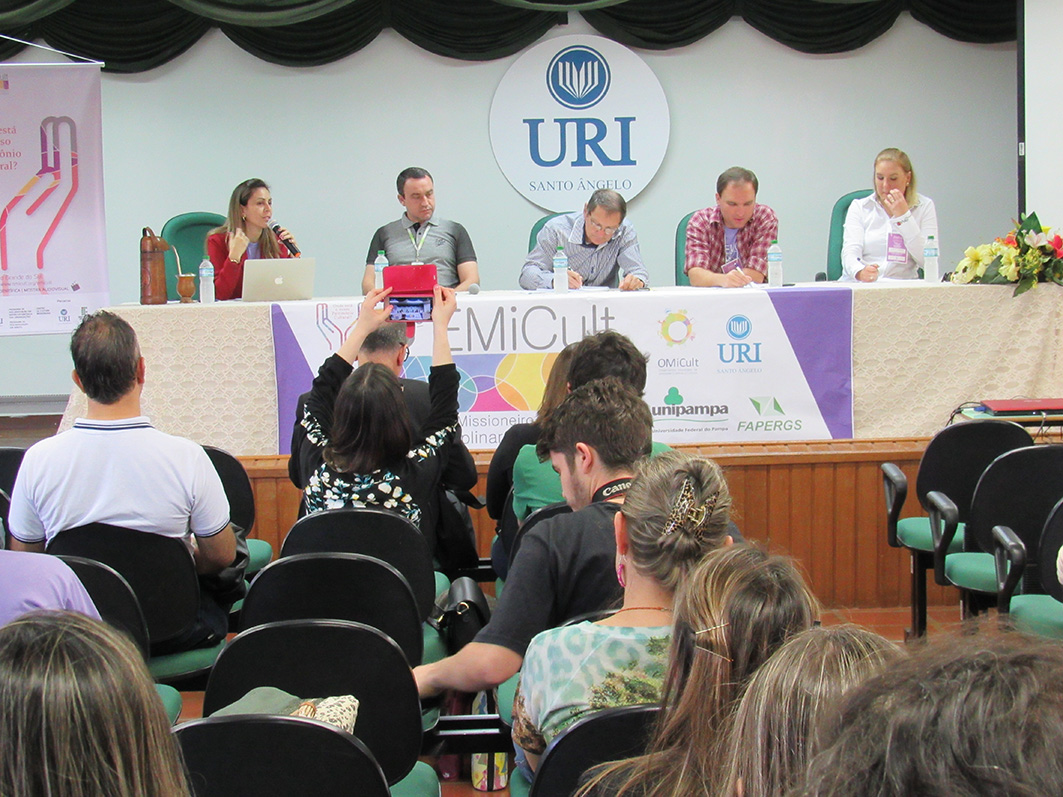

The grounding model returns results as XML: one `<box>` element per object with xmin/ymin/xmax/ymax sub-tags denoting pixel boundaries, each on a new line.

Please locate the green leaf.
<box><xmin>1018</xmin><ymin>212</ymin><xmax>1042</xmax><ymax>233</ymax></box>
<box><xmin>980</xmin><ymin>256</ymin><xmax>1009</xmax><ymax>284</ymax></box>
<box><xmin>1014</xmin><ymin>276</ymin><xmax>1036</xmax><ymax>296</ymax></box>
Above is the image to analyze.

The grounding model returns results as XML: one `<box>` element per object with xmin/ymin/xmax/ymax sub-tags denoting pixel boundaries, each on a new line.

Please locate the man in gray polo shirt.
<box><xmin>362</xmin><ymin>167</ymin><xmax>479</xmax><ymax>293</ymax></box>
<box><xmin>519</xmin><ymin>189</ymin><xmax>648</xmax><ymax>291</ymax></box>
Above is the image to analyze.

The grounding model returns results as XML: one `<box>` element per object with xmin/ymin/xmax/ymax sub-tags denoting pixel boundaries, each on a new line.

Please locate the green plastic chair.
<box><xmin>159</xmin><ymin>211</ymin><xmax>225</xmax><ymax>301</ymax></box>
<box><xmin>993</xmin><ymin>497</ymin><xmax>1063</xmax><ymax>639</ymax></box>
<box><xmin>674</xmin><ymin>211</ymin><xmax>697</xmax><ymax>286</ymax></box>
<box><xmin>528</xmin><ymin>213</ymin><xmax>566</xmax><ymax>253</ymax></box>
<box><xmin>818</xmin><ymin>189</ymin><xmax>872</xmax><ymax>281</ymax></box>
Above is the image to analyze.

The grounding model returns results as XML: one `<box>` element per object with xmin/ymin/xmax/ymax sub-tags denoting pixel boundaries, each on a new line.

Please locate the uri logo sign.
<box><xmin>490</xmin><ymin>35</ymin><xmax>670</xmax><ymax>211</ymax></box>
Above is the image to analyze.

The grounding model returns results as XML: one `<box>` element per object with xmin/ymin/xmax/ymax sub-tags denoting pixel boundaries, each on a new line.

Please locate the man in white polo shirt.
<box><xmin>9</xmin><ymin>310</ymin><xmax>238</xmax><ymax>651</ymax></box>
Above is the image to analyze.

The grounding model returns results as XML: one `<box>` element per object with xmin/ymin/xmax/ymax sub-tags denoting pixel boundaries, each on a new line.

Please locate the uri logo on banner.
<box><xmin>490</xmin><ymin>35</ymin><xmax>670</xmax><ymax>211</ymax></box>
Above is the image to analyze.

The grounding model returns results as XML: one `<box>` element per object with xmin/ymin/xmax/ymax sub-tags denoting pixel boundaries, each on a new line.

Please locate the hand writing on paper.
<box><xmin>0</xmin><ymin>116</ymin><xmax>79</xmax><ymax>296</ymax></box>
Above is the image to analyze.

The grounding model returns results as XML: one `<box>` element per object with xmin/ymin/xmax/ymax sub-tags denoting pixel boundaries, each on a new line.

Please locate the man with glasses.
<box><xmin>519</xmin><ymin>189</ymin><xmax>648</xmax><ymax>291</ymax></box>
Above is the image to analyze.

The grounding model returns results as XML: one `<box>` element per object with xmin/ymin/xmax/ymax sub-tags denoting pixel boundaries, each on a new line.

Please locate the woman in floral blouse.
<box><xmin>301</xmin><ymin>285</ymin><xmax>459</xmax><ymax>545</ymax></box>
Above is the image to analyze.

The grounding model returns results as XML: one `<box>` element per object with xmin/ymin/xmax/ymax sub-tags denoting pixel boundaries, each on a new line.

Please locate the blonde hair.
<box><xmin>716</xmin><ymin>625</ymin><xmax>901</xmax><ymax>797</ymax></box>
<box><xmin>580</xmin><ymin>545</ymin><xmax>819</xmax><ymax>797</ymax></box>
<box><xmin>621</xmin><ymin>451</ymin><xmax>733</xmax><ymax>593</ymax></box>
<box><xmin>873</xmin><ymin>148</ymin><xmax>918</xmax><ymax>206</ymax></box>
<box><xmin>209</xmin><ymin>178</ymin><xmax>282</xmax><ymax>259</ymax></box>
<box><xmin>0</xmin><ymin>611</ymin><xmax>190</xmax><ymax>797</ymax></box>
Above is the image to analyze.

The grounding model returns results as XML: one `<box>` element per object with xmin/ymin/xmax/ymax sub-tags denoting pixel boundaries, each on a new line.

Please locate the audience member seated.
<box><xmin>0</xmin><ymin>549</ymin><xmax>100</xmax><ymax>626</ymax></box>
<box><xmin>207</xmin><ymin>178</ymin><xmax>297</xmax><ymax>300</ymax></box>
<box><xmin>717</xmin><ymin>625</ymin><xmax>901</xmax><ymax>797</ymax></box>
<box><xmin>485</xmin><ymin>341</ymin><xmax>576</xmax><ymax>570</ymax></box>
<box><xmin>519</xmin><ymin>189</ymin><xmax>648</xmax><ymax>291</ymax></box>
<box><xmin>578</xmin><ymin>544</ymin><xmax>818</xmax><ymax>797</ymax></box>
<box><xmin>289</xmin><ymin>321</ymin><xmax>477</xmax><ymax>556</ymax></box>
<box><xmin>8</xmin><ymin>311</ymin><xmax>239</xmax><ymax>653</ymax></box>
<box><xmin>511</xmin><ymin>329</ymin><xmax>658</xmax><ymax>522</ymax></box>
<box><xmin>300</xmin><ymin>286</ymin><xmax>459</xmax><ymax>551</ymax></box>
<box><xmin>414</xmin><ymin>377</ymin><xmax>653</xmax><ymax>698</ymax></box>
<box><xmin>0</xmin><ymin>611</ymin><xmax>191</xmax><ymax>797</ymax></box>
<box><xmin>512</xmin><ymin>451</ymin><xmax>735</xmax><ymax>779</ymax></box>
<box><xmin>841</xmin><ymin>147</ymin><xmax>938</xmax><ymax>282</ymax></box>
<box><xmin>795</xmin><ymin>631</ymin><xmax>1063</xmax><ymax>795</ymax></box>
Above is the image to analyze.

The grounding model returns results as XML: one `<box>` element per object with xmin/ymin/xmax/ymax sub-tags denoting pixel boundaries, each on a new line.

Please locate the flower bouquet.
<box><xmin>951</xmin><ymin>212</ymin><xmax>1063</xmax><ymax>296</ymax></box>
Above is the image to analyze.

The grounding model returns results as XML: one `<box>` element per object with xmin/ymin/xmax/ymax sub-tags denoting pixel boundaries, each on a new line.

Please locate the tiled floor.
<box><xmin>176</xmin><ymin>603</ymin><xmax>964</xmax><ymax>797</ymax></box>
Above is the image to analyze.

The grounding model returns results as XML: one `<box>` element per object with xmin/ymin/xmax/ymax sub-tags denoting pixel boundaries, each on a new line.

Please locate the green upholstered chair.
<box><xmin>881</xmin><ymin>420</ymin><xmax>1033</xmax><ymax>638</ymax></box>
<box><xmin>159</xmin><ymin>212</ymin><xmax>224</xmax><ymax>302</ymax></box>
<box><xmin>933</xmin><ymin>444</ymin><xmax>1063</xmax><ymax>619</ymax></box>
<box><xmin>47</xmin><ymin>524</ymin><xmax>227</xmax><ymax>686</ymax></box>
<box><xmin>674</xmin><ymin>211</ymin><xmax>697</xmax><ymax>286</ymax></box>
<box><xmin>993</xmin><ymin>498</ymin><xmax>1063</xmax><ymax>639</ymax></box>
<box><xmin>201</xmin><ymin>619</ymin><xmax>439</xmax><ymax>795</ymax></box>
<box><xmin>239</xmin><ymin>553</ymin><xmax>425</xmax><ymax>665</ymax></box>
<box><xmin>817</xmin><ymin>189</ymin><xmax>872</xmax><ymax>281</ymax></box>
<box><xmin>528</xmin><ymin>213</ymin><xmax>567</xmax><ymax>252</ymax></box>
<box><xmin>176</xmin><ymin>714</ymin><xmax>390</xmax><ymax>796</ymax></box>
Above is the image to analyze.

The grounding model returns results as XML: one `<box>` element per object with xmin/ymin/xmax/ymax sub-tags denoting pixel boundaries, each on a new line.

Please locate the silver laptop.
<box><xmin>241</xmin><ymin>258</ymin><xmax>315</xmax><ymax>302</ymax></box>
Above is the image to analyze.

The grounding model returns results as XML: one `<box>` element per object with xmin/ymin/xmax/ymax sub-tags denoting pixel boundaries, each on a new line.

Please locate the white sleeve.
<box><xmin>8</xmin><ymin>455</ymin><xmax>45</xmax><ymax>544</ymax></box>
<box><xmin>840</xmin><ymin>200</ymin><xmax>867</xmax><ymax>280</ymax></box>
<box><xmin>899</xmin><ymin>196</ymin><xmax>938</xmax><ymax>267</ymax></box>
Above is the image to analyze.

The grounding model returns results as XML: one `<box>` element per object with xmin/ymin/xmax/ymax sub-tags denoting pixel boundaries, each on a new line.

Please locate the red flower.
<box><xmin>1051</xmin><ymin>235</ymin><xmax>1063</xmax><ymax>259</ymax></box>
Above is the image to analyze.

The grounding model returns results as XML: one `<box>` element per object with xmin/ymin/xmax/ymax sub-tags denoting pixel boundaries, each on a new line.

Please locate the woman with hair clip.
<box><xmin>511</xmin><ymin>451</ymin><xmax>735</xmax><ymax>780</ymax></box>
<box><xmin>207</xmin><ymin>177</ymin><xmax>298</xmax><ymax>300</ymax></box>
<box><xmin>716</xmin><ymin>625</ymin><xmax>901</xmax><ymax>797</ymax></box>
<box><xmin>300</xmin><ymin>285</ymin><xmax>459</xmax><ymax>550</ymax></box>
<box><xmin>578</xmin><ymin>544</ymin><xmax>818</xmax><ymax>797</ymax></box>
<box><xmin>840</xmin><ymin>147</ymin><xmax>938</xmax><ymax>282</ymax></box>
<box><xmin>0</xmin><ymin>611</ymin><xmax>190</xmax><ymax>797</ymax></box>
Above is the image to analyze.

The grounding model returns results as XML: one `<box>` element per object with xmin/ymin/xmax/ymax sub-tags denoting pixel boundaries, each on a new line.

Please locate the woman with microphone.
<box><xmin>207</xmin><ymin>178</ymin><xmax>299</xmax><ymax>300</ymax></box>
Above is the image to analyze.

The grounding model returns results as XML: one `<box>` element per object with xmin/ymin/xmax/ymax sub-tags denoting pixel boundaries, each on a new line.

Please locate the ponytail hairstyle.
<box><xmin>621</xmin><ymin>451</ymin><xmax>732</xmax><ymax>593</ymax></box>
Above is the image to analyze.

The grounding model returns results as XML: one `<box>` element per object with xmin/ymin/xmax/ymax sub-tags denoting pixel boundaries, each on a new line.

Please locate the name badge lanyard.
<box><xmin>407</xmin><ymin>224</ymin><xmax>429</xmax><ymax>265</ymax></box>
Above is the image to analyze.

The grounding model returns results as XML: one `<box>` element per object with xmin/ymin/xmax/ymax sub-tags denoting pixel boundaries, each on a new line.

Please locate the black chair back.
<box><xmin>531</xmin><ymin>704</ymin><xmax>660</xmax><ymax>797</ymax></box>
<box><xmin>281</xmin><ymin>508</ymin><xmax>435</xmax><ymax>620</ymax></box>
<box><xmin>0</xmin><ymin>446</ymin><xmax>25</xmax><ymax>495</ymax></box>
<box><xmin>240</xmin><ymin>553</ymin><xmax>423</xmax><ymax>664</ymax></box>
<box><xmin>46</xmin><ymin>523</ymin><xmax>200</xmax><ymax>645</ymax></box>
<box><xmin>201</xmin><ymin>619</ymin><xmax>422</xmax><ymax>786</ymax></box>
<box><xmin>916</xmin><ymin>420</ymin><xmax>1033</xmax><ymax>521</ymax></box>
<box><xmin>508</xmin><ymin>501</ymin><xmax>572</xmax><ymax>569</ymax></box>
<box><xmin>203</xmin><ymin>445</ymin><xmax>256</xmax><ymax>534</ymax></box>
<box><xmin>967</xmin><ymin>445</ymin><xmax>1063</xmax><ymax>592</ymax></box>
<box><xmin>1039</xmin><ymin>498</ymin><xmax>1063</xmax><ymax>603</ymax></box>
<box><xmin>57</xmin><ymin>554</ymin><xmax>151</xmax><ymax>657</ymax></box>
<box><xmin>176</xmin><ymin>714</ymin><xmax>389</xmax><ymax>797</ymax></box>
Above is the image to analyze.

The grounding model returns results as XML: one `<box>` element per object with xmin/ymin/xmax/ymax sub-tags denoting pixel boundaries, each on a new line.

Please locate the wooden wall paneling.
<box><xmin>808</xmin><ymin>462</ymin><xmax>837</xmax><ymax>607</ymax></box>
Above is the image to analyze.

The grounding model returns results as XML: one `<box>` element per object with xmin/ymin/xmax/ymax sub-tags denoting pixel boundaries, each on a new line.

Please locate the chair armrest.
<box><xmin>992</xmin><ymin>525</ymin><xmax>1026</xmax><ymax>614</ymax></box>
<box><xmin>881</xmin><ymin>463</ymin><xmax>908</xmax><ymax>548</ymax></box>
<box><xmin>927</xmin><ymin>490</ymin><xmax>959</xmax><ymax>586</ymax></box>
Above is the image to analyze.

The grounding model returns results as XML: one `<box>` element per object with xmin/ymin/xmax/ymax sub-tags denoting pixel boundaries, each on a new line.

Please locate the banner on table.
<box><xmin>270</xmin><ymin>287</ymin><xmax>853</xmax><ymax>453</ymax></box>
<box><xmin>0</xmin><ymin>64</ymin><xmax>108</xmax><ymax>336</ymax></box>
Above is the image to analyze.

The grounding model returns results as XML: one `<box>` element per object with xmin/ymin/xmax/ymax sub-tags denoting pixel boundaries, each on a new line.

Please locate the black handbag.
<box><xmin>430</xmin><ymin>576</ymin><xmax>491</xmax><ymax>655</ymax></box>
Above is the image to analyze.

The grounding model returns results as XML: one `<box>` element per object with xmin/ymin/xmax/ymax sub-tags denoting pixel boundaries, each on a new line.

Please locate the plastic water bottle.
<box><xmin>767</xmin><ymin>240</ymin><xmax>783</xmax><ymax>288</ymax></box>
<box><xmin>923</xmin><ymin>235</ymin><xmax>940</xmax><ymax>282</ymax></box>
<box><xmin>198</xmin><ymin>257</ymin><xmax>215</xmax><ymax>304</ymax></box>
<box><xmin>374</xmin><ymin>250</ymin><xmax>388</xmax><ymax>291</ymax></box>
<box><xmin>552</xmin><ymin>245</ymin><xmax>568</xmax><ymax>293</ymax></box>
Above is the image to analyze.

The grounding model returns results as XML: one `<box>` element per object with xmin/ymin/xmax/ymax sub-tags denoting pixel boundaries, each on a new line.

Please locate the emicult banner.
<box><xmin>0</xmin><ymin>64</ymin><xmax>108</xmax><ymax>335</ymax></box>
<box><xmin>269</xmin><ymin>287</ymin><xmax>853</xmax><ymax>453</ymax></box>
<box><xmin>490</xmin><ymin>35</ymin><xmax>670</xmax><ymax>211</ymax></box>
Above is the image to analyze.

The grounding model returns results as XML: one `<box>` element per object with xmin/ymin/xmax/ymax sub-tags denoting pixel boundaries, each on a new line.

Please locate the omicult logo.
<box><xmin>659</xmin><ymin>310</ymin><xmax>694</xmax><ymax>346</ymax></box>
<box><xmin>547</xmin><ymin>46</ymin><xmax>611</xmax><ymax>110</ymax></box>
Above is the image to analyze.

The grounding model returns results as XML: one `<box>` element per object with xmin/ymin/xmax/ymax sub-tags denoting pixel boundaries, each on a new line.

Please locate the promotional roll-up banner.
<box><xmin>0</xmin><ymin>64</ymin><xmax>108</xmax><ymax>335</ymax></box>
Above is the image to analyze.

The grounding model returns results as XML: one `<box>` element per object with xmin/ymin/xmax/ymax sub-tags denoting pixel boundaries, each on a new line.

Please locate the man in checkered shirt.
<box><xmin>684</xmin><ymin>167</ymin><xmax>778</xmax><ymax>288</ymax></box>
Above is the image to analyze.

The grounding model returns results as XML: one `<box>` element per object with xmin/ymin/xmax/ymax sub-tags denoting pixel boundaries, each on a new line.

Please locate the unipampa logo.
<box><xmin>659</xmin><ymin>310</ymin><xmax>694</xmax><ymax>346</ymax></box>
<box><xmin>651</xmin><ymin>387</ymin><xmax>728</xmax><ymax>420</ymax></box>
<box><xmin>749</xmin><ymin>396</ymin><xmax>784</xmax><ymax>417</ymax></box>
<box><xmin>547</xmin><ymin>46</ymin><xmax>611</xmax><ymax>110</ymax></box>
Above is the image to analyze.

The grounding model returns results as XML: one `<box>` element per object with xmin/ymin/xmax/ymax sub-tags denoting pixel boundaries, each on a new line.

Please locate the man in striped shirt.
<box><xmin>520</xmin><ymin>189</ymin><xmax>648</xmax><ymax>291</ymax></box>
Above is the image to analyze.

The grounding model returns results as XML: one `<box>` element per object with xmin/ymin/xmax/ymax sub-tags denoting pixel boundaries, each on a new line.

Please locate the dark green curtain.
<box><xmin>0</xmin><ymin>0</ymin><xmax>1016</xmax><ymax>72</ymax></box>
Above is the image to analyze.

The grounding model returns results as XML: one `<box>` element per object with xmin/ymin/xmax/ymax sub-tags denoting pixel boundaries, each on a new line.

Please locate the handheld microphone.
<box><xmin>467</xmin><ymin>283</ymin><xmax>481</xmax><ymax>295</ymax></box>
<box><xmin>270</xmin><ymin>221</ymin><xmax>301</xmax><ymax>257</ymax></box>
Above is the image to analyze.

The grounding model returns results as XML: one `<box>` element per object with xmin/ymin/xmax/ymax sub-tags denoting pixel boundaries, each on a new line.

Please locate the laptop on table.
<box><xmin>241</xmin><ymin>258</ymin><xmax>316</xmax><ymax>302</ymax></box>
